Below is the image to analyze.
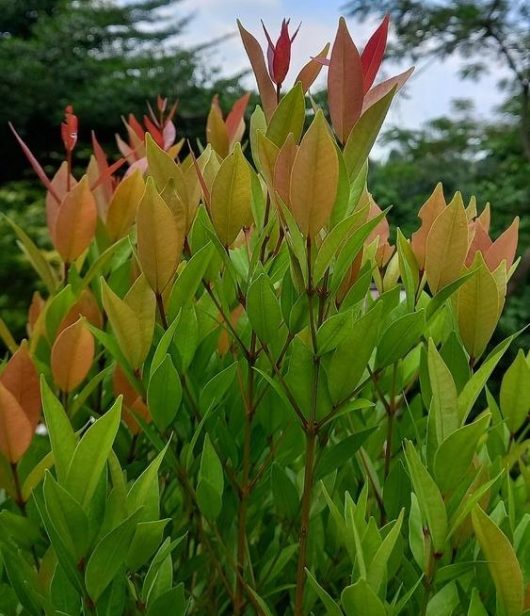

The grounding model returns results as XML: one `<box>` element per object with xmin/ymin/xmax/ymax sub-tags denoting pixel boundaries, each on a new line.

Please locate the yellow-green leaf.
<box><xmin>290</xmin><ymin>110</ymin><xmax>339</xmax><ymax>237</ymax></box>
<box><xmin>425</xmin><ymin>193</ymin><xmax>468</xmax><ymax>294</ymax></box>
<box><xmin>472</xmin><ymin>506</ymin><xmax>523</xmax><ymax>616</ymax></box>
<box><xmin>210</xmin><ymin>143</ymin><xmax>253</xmax><ymax>247</ymax></box>
<box><xmin>106</xmin><ymin>170</ymin><xmax>145</xmax><ymax>242</ymax></box>
<box><xmin>101</xmin><ymin>275</ymin><xmax>155</xmax><ymax>370</ymax></box>
<box><xmin>137</xmin><ymin>177</ymin><xmax>182</xmax><ymax>294</ymax></box>
<box><xmin>456</xmin><ymin>253</ymin><xmax>500</xmax><ymax>361</ymax></box>
<box><xmin>266</xmin><ymin>82</ymin><xmax>305</xmax><ymax>147</ymax></box>
<box><xmin>500</xmin><ymin>349</ymin><xmax>530</xmax><ymax>434</ymax></box>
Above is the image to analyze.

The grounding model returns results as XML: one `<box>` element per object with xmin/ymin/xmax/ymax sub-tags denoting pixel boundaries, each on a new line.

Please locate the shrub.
<box><xmin>0</xmin><ymin>16</ymin><xmax>528</xmax><ymax>616</ymax></box>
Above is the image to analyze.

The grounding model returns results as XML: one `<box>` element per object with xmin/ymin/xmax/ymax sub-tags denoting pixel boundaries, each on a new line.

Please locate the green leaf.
<box><xmin>317</xmin><ymin>310</ymin><xmax>354</xmax><ymax>355</ymax></box>
<box><xmin>40</xmin><ymin>376</ymin><xmax>77</xmax><ymax>483</ymax></box>
<box><xmin>2</xmin><ymin>214</ymin><xmax>58</xmax><ymax>293</ymax></box>
<box><xmin>433</xmin><ymin>413</ymin><xmax>490</xmax><ymax>494</ymax></box>
<box><xmin>425</xmin><ymin>269</ymin><xmax>476</xmax><ymax>322</ymax></box>
<box><xmin>341</xmin><ymin>578</ymin><xmax>386</xmax><ymax>616</ymax></box>
<box><xmin>147</xmin><ymin>355</ymin><xmax>182</xmax><ymax>431</ymax></box>
<box><xmin>343</xmin><ymin>86</ymin><xmax>396</xmax><ymax>180</ymax></box>
<box><xmin>127</xmin><ymin>519</ymin><xmax>170</xmax><ymax>571</ymax></box>
<box><xmin>458</xmin><ymin>333</ymin><xmax>517</xmax><ymax>423</ymax></box>
<box><xmin>127</xmin><ymin>445</ymin><xmax>168</xmax><ymax>523</ymax></box>
<box><xmin>80</xmin><ymin>236</ymin><xmax>130</xmax><ymax>291</ymax></box>
<box><xmin>65</xmin><ymin>397</ymin><xmax>122</xmax><ymax>508</ymax></box>
<box><xmin>266</xmin><ymin>82</ymin><xmax>305</xmax><ymax>146</ymax></box>
<box><xmin>397</xmin><ymin>229</ymin><xmax>418</xmax><ymax>311</ymax></box>
<box><xmin>168</xmin><ymin>242</ymin><xmax>214</xmax><ymax>319</ymax></box>
<box><xmin>196</xmin><ymin>435</ymin><xmax>224</xmax><ymax>519</ymax></box>
<box><xmin>315</xmin><ymin>427</ymin><xmax>376</xmax><ymax>480</ymax></box>
<box><xmin>314</xmin><ymin>210</ymin><xmax>366</xmax><ymax>283</ymax></box>
<box><xmin>85</xmin><ymin>509</ymin><xmax>142</xmax><ymax>602</ymax></box>
<box><xmin>471</xmin><ymin>506</ymin><xmax>523</xmax><ymax>616</ymax></box>
<box><xmin>146</xmin><ymin>584</ymin><xmax>187</xmax><ymax>616</ymax></box>
<box><xmin>306</xmin><ymin>569</ymin><xmax>342</xmax><ymax>616</ymax></box>
<box><xmin>404</xmin><ymin>441</ymin><xmax>447</xmax><ymax>554</ymax></box>
<box><xmin>199</xmin><ymin>362</ymin><xmax>237</xmax><ymax>411</ymax></box>
<box><xmin>271</xmin><ymin>463</ymin><xmax>298</xmax><ymax>519</ymax></box>
<box><xmin>43</xmin><ymin>472</ymin><xmax>89</xmax><ymax>562</ymax></box>
<box><xmin>500</xmin><ymin>349</ymin><xmax>530</xmax><ymax>434</ymax></box>
<box><xmin>427</xmin><ymin>339</ymin><xmax>459</xmax><ymax>452</ymax></box>
<box><xmin>330</xmin><ymin>210</ymin><xmax>385</xmax><ymax>294</ymax></box>
<box><xmin>376</xmin><ymin>310</ymin><xmax>425</xmax><ymax>369</ymax></box>
<box><xmin>247</xmin><ymin>274</ymin><xmax>283</xmax><ymax>343</ymax></box>
<box><xmin>326</xmin><ymin>302</ymin><xmax>382</xmax><ymax>403</ymax></box>
<box><xmin>367</xmin><ymin>509</ymin><xmax>404</xmax><ymax>593</ymax></box>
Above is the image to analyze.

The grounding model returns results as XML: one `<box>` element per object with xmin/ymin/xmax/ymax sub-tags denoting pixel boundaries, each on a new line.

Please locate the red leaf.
<box><xmin>90</xmin><ymin>157</ymin><xmax>127</xmax><ymax>193</ymax></box>
<box><xmin>91</xmin><ymin>132</ymin><xmax>113</xmax><ymax>200</ymax></box>
<box><xmin>144</xmin><ymin>115</ymin><xmax>164</xmax><ymax>148</ymax></box>
<box><xmin>61</xmin><ymin>105</ymin><xmax>79</xmax><ymax>153</ymax></box>
<box><xmin>225</xmin><ymin>92</ymin><xmax>251</xmax><ymax>142</ymax></box>
<box><xmin>237</xmin><ymin>20</ymin><xmax>277</xmax><ymax>120</ymax></box>
<box><xmin>362</xmin><ymin>66</ymin><xmax>414</xmax><ymax>113</ymax></box>
<box><xmin>327</xmin><ymin>17</ymin><xmax>364</xmax><ymax>144</ymax></box>
<box><xmin>361</xmin><ymin>15</ymin><xmax>389</xmax><ymax>92</ymax></box>
<box><xmin>10</xmin><ymin>123</ymin><xmax>61</xmax><ymax>204</ymax></box>
<box><xmin>295</xmin><ymin>43</ymin><xmax>330</xmax><ymax>93</ymax></box>
<box><xmin>189</xmin><ymin>143</ymin><xmax>211</xmax><ymax>209</ymax></box>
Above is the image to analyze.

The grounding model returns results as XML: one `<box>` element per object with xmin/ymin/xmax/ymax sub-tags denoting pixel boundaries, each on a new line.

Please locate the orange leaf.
<box><xmin>237</xmin><ymin>20</ymin><xmax>278</xmax><ymax>121</ymax></box>
<box><xmin>327</xmin><ymin>17</ymin><xmax>364</xmax><ymax>144</ymax></box>
<box><xmin>58</xmin><ymin>289</ymin><xmax>103</xmax><ymax>335</ymax></box>
<box><xmin>27</xmin><ymin>291</ymin><xmax>45</xmax><ymax>336</ymax></box>
<box><xmin>466</xmin><ymin>220</ymin><xmax>492</xmax><ymax>267</ymax></box>
<box><xmin>0</xmin><ymin>341</ymin><xmax>40</xmax><ymax>429</ymax></box>
<box><xmin>0</xmin><ymin>382</ymin><xmax>34</xmax><ymax>463</ymax></box>
<box><xmin>477</xmin><ymin>204</ymin><xmax>491</xmax><ymax>233</ymax></box>
<box><xmin>273</xmin><ymin>133</ymin><xmax>298</xmax><ymax>207</ymax></box>
<box><xmin>290</xmin><ymin>111</ymin><xmax>339</xmax><ymax>237</ymax></box>
<box><xmin>51</xmin><ymin>319</ymin><xmax>95</xmax><ymax>392</ymax></box>
<box><xmin>294</xmin><ymin>43</ymin><xmax>330</xmax><ymax>94</ymax></box>
<box><xmin>54</xmin><ymin>176</ymin><xmax>97</xmax><ymax>262</ymax></box>
<box><xmin>106</xmin><ymin>169</ymin><xmax>145</xmax><ymax>242</ymax></box>
<box><xmin>425</xmin><ymin>193</ymin><xmax>469</xmax><ymax>294</ymax></box>
<box><xmin>225</xmin><ymin>92</ymin><xmax>251</xmax><ymax>143</ymax></box>
<box><xmin>362</xmin><ymin>66</ymin><xmax>414</xmax><ymax>113</ymax></box>
<box><xmin>410</xmin><ymin>183</ymin><xmax>446</xmax><ymax>270</ymax></box>
<box><xmin>46</xmin><ymin>162</ymin><xmax>78</xmax><ymax>244</ymax></box>
<box><xmin>485</xmin><ymin>217</ymin><xmax>519</xmax><ymax>272</ymax></box>
<box><xmin>113</xmin><ymin>366</ymin><xmax>150</xmax><ymax>434</ymax></box>
<box><xmin>206</xmin><ymin>95</ymin><xmax>230</xmax><ymax>158</ymax></box>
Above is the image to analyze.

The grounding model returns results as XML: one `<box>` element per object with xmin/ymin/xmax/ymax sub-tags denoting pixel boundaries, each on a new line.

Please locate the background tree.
<box><xmin>345</xmin><ymin>0</ymin><xmax>530</xmax><ymax>160</ymax></box>
<box><xmin>0</xmin><ymin>0</ymin><xmax>243</xmax><ymax>341</ymax></box>
<box><xmin>0</xmin><ymin>0</ymin><xmax>242</xmax><ymax>180</ymax></box>
<box><xmin>345</xmin><ymin>0</ymin><xmax>529</xmax><ymax>359</ymax></box>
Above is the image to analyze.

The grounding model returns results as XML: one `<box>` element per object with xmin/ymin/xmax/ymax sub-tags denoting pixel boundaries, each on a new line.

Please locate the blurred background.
<box><xmin>0</xmin><ymin>0</ymin><xmax>528</xmax><ymax>365</ymax></box>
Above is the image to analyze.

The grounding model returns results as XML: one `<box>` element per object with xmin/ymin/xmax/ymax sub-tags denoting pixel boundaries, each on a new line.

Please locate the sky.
<box><xmin>166</xmin><ymin>0</ymin><xmax>506</xmax><ymax>137</ymax></box>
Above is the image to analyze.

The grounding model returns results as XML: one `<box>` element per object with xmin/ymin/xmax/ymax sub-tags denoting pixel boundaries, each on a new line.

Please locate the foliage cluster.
<box><xmin>0</xmin><ymin>15</ymin><xmax>529</xmax><ymax>616</ymax></box>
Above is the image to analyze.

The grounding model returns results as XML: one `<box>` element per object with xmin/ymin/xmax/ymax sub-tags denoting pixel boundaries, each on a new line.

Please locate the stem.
<box><xmin>203</xmin><ymin>282</ymin><xmax>250</xmax><ymax>359</ymax></box>
<box><xmin>10</xmin><ymin>462</ymin><xmax>26</xmax><ymax>514</ymax></box>
<box><xmin>156</xmin><ymin>292</ymin><xmax>168</xmax><ymax>329</ymax></box>
<box><xmin>294</xmin><ymin>427</ymin><xmax>317</xmax><ymax>615</ymax></box>
<box><xmin>235</xmin><ymin>335</ymin><xmax>256</xmax><ymax>614</ymax></box>
<box><xmin>384</xmin><ymin>412</ymin><xmax>394</xmax><ymax>479</ymax></box>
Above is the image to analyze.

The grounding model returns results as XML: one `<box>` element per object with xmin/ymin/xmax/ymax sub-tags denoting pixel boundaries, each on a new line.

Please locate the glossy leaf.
<box><xmin>327</xmin><ymin>17</ymin><xmax>364</xmax><ymax>143</ymax></box>
<box><xmin>210</xmin><ymin>143</ymin><xmax>253</xmax><ymax>247</ymax></box>
<box><xmin>472</xmin><ymin>506</ymin><xmax>523</xmax><ymax>616</ymax></box>
<box><xmin>290</xmin><ymin>110</ymin><xmax>339</xmax><ymax>237</ymax></box>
